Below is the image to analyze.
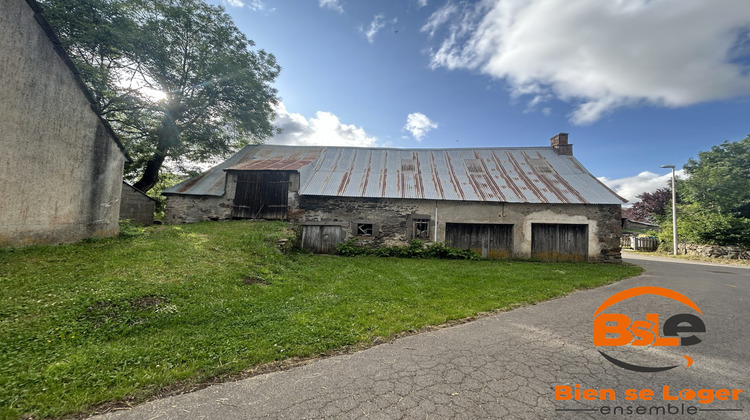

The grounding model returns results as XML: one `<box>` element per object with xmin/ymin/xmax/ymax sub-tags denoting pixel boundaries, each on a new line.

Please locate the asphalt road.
<box><xmin>92</xmin><ymin>254</ymin><xmax>749</xmax><ymax>419</ymax></box>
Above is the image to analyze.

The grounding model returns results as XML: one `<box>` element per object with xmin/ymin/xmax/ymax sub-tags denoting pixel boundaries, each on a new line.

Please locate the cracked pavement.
<box><xmin>92</xmin><ymin>254</ymin><xmax>749</xmax><ymax>419</ymax></box>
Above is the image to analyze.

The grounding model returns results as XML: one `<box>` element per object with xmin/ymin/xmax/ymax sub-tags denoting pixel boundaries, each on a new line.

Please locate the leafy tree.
<box><xmin>675</xmin><ymin>203</ymin><xmax>750</xmax><ymax>247</ymax></box>
<box><xmin>660</xmin><ymin>136</ymin><xmax>750</xmax><ymax>247</ymax></box>
<box><xmin>680</xmin><ymin>137</ymin><xmax>750</xmax><ymax>219</ymax></box>
<box><xmin>146</xmin><ymin>171</ymin><xmax>189</xmax><ymax>221</ymax></box>
<box><xmin>622</xmin><ymin>188</ymin><xmax>671</xmax><ymax>223</ymax></box>
<box><xmin>39</xmin><ymin>0</ymin><xmax>139</xmax><ymax>126</ymax></box>
<box><xmin>41</xmin><ymin>0</ymin><xmax>280</xmax><ymax>192</ymax></box>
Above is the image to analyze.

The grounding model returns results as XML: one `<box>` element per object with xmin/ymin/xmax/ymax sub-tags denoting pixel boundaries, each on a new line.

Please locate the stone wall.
<box><xmin>677</xmin><ymin>243</ymin><xmax>750</xmax><ymax>260</ymax></box>
<box><xmin>164</xmin><ymin>194</ymin><xmax>232</xmax><ymax>224</ymax></box>
<box><xmin>164</xmin><ymin>173</ymin><xmax>238</xmax><ymax>224</ymax></box>
<box><xmin>164</xmin><ymin>172</ymin><xmax>301</xmax><ymax>224</ymax></box>
<box><xmin>298</xmin><ymin>197</ymin><xmax>622</xmax><ymax>262</ymax></box>
<box><xmin>119</xmin><ymin>183</ymin><xmax>155</xmax><ymax>225</ymax></box>
<box><xmin>163</xmin><ymin>169</ymin><xmax>623</xmax><ymax>261</ymax></box>
<box><xmin>0</xmin><ymin>0</ymin><xmax>126</xmax><ymax>246</ymax></box>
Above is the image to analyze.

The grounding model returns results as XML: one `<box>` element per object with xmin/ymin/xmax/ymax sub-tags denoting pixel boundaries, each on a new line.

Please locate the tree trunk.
<box><xmin>133</xmin><ymin>151</ymin><xmax>166</xmax><ymax>193</ymax></box>
<box><xmin>133</xmin><ymin>113</ymin><xmax>179</xmax><ymax>193</ymax></box>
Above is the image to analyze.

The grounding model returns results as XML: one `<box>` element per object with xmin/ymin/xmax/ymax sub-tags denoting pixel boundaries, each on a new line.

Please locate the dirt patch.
<box><xmin>242</xmin><ymin>276</ymin><xmax>270</xmax><ymax>286</ymax></box>
<box><xmin>130</xmin><ymin>295</ymin><xmax>168</xmax><ymax>309</ymax></box>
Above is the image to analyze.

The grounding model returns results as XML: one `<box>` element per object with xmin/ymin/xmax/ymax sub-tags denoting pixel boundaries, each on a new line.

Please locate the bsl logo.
<box><xmin>593</xmin><ymin>286</ymin><xmax>706</xmax><ymax>372</ymax></box>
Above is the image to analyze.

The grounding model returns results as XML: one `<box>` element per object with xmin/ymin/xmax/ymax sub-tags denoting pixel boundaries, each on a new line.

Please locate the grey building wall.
<box><xmin>298</xmin><ymin>197</ymin><xmax>622</xmax><ymax>262</ymax></box>
<box><xmin>0</xmin><ymin>0</ymin><xmax>126</xmax><ymax>246</ymax></box>
<box><xmin>120</xmin><ymin>183</ymin><xmax>156</xmax><ymax>225</ymax></box>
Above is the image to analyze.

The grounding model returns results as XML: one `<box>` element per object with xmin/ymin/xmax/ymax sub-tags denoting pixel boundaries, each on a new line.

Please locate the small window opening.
<box><xmin>413</xmin><ymin>219</ymin><xmax>430</xmax><ymax>239</ymax></box>
<box><xmin>357</xmin><ymin>223</ymin><xmax>373</xmax><ymax>236</ymax></box>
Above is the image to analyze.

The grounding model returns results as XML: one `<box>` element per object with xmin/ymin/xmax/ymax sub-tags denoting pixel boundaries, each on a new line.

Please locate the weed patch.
<box><xmin>336</xmin><ymin>239</ymin><xmax>481</xmax><ymax>260</ymax></box>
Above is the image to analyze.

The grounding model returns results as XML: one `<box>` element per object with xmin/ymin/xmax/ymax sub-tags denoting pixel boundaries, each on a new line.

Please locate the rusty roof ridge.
<box><xmin>241</xmin><ymin>144</ymin><xmax>560</xmax><ymax>152</ymax></box>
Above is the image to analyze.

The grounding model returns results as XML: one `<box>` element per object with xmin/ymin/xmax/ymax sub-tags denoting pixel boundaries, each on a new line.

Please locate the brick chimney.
<box><xmin>551</xmin><ymin>133</ymin><xmax>572</xmax><ymax>155</ymax></box>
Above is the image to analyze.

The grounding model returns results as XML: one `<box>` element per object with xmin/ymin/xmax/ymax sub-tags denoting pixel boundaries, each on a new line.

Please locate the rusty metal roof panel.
<box><xmin>162</xmin><ymin>146</ymin><xmax>257</xmax><ymax>196</ymax></box>
<box><xmin>165</xmin><ymin>145</ymin><xmax>626</xmax><ymax>204</ymax></box>
<box><xmin>225</xmin><ymin>147</ymin><xmax>321</xmax><ymax>171</ymax></box>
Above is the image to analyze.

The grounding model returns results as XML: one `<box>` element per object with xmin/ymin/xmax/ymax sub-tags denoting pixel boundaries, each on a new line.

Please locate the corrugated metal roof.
<box><xmin>164</xmin><ymin>145</ymin><xmax>626</xmax><ymax>205</ymax></box>
<box><xmin>225</xmin><ymin>148</ymin><xmax>320</xmax><ymax>171</ymax></box>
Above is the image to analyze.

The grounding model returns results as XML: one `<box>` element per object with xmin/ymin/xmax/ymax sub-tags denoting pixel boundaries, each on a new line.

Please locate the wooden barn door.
<box><xmin>301</xmin><ymin>225</ymin><xmax>344</xmax><ymax>254</ymax></box>
<box><xmin>445</xmin><ymin>223</ymin><xmax>513</xmax><ymax>258</ymax></box>
<box><xmin>232</xmin><ymin>171</ymin><xmax>289</xmax><ymax>219</ymax></box>
<box><xmin>531</xmin><ymin>223</ymin><xmax>588</xmax><ymax>262</ymax></box>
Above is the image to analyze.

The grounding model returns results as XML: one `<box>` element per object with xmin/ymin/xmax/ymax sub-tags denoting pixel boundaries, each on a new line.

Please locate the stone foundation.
<box><xmin>298</xmin><ymin>197</ymin><xmax>622</xmax><ymax>262</ymax></box>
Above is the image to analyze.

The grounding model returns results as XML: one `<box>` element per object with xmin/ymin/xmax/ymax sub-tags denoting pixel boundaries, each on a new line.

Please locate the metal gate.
<box><xmin>232</xmin><ymin>171</ymin><xmax>289</xmax><ymax>219</ymax></box>
<box><xmin>445</xmin><ymin>223</ymin><xmax>513</xmax><ymax>258</ymax></box>
<box><xmin>301</xmin><ymin>225</ymin><xmax>345</xmax><ymax>254</ymax></box>
<box><xmin>531</xmin><ymin>223</ymin><xmax>588</xmax><ymax>262</ymax></box>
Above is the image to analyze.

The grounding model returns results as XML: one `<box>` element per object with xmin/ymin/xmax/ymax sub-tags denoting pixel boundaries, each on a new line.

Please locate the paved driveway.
<box><xmin>93</xmin><ymin>255</ymin><xmax>749</xmax><ymax>419</ymax></box>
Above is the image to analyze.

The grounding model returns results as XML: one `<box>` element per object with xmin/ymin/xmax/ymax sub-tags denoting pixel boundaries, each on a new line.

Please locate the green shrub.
<box><xmin>423</xmin><ymin>242</ymin><xmax>482</xmax><ymax>260</ymax></box>
<box><xmin>658</xmin><ymin>204</ymin><xmax>750</xmax><ymax>248</ymax></box>
<box><xmin>336</xmin><ymin>239</ymin><xmax>480</xmax><ymax>260</ymax></box>
<box><xmin>335</xmin><ymin>239</ymin><xmax>371</xmax><ymax>256</ymax></box>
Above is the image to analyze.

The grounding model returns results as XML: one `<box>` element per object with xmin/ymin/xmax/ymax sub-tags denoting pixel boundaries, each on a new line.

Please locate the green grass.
<box><xmin>0</xmin><ymin>221</ymin><xmax>642</xmax><ymax>419</ymax></box>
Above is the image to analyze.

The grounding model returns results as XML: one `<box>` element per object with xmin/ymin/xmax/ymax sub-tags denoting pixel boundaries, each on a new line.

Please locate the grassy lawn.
<box><xmin>0</xmin><ymin>221</ymin><xmax>642</xmax><ymax>419</ymax></box>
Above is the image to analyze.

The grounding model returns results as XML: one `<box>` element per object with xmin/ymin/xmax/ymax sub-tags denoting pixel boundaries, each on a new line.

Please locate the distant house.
<box><xmin>120</xmin><ymin>182</ymin><xmax>156</xmax><ymax>225</ymax></box>
<box><xmin>0</xmin><ymin>0</ymin><xmax>129</xmax><ymax>246</ymax></box>
<box><xmin>622</xmin><ymin>218</ymin><xmax>659</xmax><ymax>234</ymax></box>
<box><xmin>620</xmin><ymin>218</ymin><xmax>660</xmax><ymax>251</ymax></box>
<box><xmin>164</xmin><ymin>134</ymin><xmax>626</xmax><ymax>262</ymax></box>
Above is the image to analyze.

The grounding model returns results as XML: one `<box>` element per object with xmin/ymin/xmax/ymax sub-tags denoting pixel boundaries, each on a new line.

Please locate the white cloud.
<box><xmin>598</xmin><ymin>170</ymin><xmax>685</xmax><ymax>204</ymax></box>
<box><xmin>246</xmin><ymin>0</ymin><xmax>264</xmax><ymax>10</ymax></box>
<box><xmin>416</xmin><ymin>0</ymin><xmax>428</xmax><ymax>8</ymax></box>
<box><xmin>222</xmin><ymin>0</ymin><xmax>263</xmax><ymax>10</ymax></box>
<box><xmin>425</xmin><ymin>0</ymin><xmax>750</xmax><ymax>125</ymax></box>
<box><xmin>269</xmin><ymin>103</ymin><xmax>378</xmax><ymax>147</ymax></box>
<box><xmin>362</xmin><ymin>15</ymin><xmax>398</xmax><ymax>44</ymax></box>
<box><xmin>421</xmin><ymin>2</ymin><xmax>458</xmax><ymax>37</ymax></box>
<box><xmin>403</xmin><ymin>112</ymin><xmax>438</xmax><ymax>142</ymax></box>
<box><xmin>319</xmin><ymin>0</ymin><xmax>344</xmax><ymax>13</ymax></box>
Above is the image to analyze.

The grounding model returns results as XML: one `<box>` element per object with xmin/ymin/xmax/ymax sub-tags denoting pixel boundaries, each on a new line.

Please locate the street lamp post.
<box><xmin>661</xmin><ymin>165</ymin><xmax>677</xmax><ymax>255</ymax></box>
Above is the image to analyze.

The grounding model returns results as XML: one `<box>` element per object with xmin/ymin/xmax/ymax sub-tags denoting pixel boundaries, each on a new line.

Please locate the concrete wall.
<box><xmin>298</xmin><ymin>197</ymin><xmax>622</xmax><ymax>262</ymax></box>
<box><xmin>120</xmin><ymin>183</ymin><xmax>155</xmax><ymax>225</ymax></box>
<box><xmin>0</xmin><ymin>0</ymin><xmax>126</xmax><ymax>246</ymax></box>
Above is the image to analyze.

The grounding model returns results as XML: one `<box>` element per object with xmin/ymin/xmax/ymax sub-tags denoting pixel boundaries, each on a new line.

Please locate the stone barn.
<box><xmin>164</xmin><ymin>134</ymin><xmax>626</xmax><ymax>261</ymax></box>
<box><xmin>0</xmin><ymin>0</ymin><xmax>129</xmax><ymax>246</ymax></box>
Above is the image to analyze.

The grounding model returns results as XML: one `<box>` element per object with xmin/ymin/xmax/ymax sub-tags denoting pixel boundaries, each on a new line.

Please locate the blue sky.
<box><xmin>212</xmin><ymin>0</ymin><xmax>750</xmax><ymax>202</ymax></box>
